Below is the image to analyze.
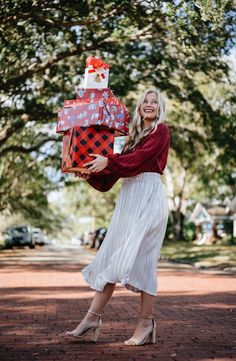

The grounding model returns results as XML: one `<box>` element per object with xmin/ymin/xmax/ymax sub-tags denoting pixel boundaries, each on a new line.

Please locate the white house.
<box><xmin>190</xmin><ymin>199</ymin><xmax>235</xmax><ymax>244</ymax></box>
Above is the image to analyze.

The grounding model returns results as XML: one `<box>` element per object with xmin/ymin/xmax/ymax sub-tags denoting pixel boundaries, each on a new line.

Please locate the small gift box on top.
<box><xmin>56</xmin><ymin>56</ymin><xmax>130</xmax><ymax>174</ymax></box>
<box><xmin>83</xmin><ymin>56</ymin><xmax>109</xmax><ymax>88</ymax></box>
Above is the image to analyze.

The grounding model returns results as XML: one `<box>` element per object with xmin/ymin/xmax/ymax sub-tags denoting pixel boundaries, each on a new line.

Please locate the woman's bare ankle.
<box><xmin>84</xmin><ymin>311</ymin><xmax>101</xmax><ymax>321</ymax></box>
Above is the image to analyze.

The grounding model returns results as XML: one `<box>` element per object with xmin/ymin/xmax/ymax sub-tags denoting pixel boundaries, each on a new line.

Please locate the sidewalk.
<box><xmin>0</xmin><ymin>245</ymin><xmax>235</xmax><ymax>361</ymax></box>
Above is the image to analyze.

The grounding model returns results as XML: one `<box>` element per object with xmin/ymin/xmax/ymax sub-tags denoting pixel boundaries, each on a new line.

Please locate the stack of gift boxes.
<box><xmin>56</xmin><ymin>57</ymin><xmax>130</xmax><ymax>174</ymax></box>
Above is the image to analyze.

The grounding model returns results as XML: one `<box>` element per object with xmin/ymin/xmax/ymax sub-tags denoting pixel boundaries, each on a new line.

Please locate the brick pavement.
<box><xmin>0</xmin><ymin>246</ymin><xmax>235</xmax><ymax>361</ymax></box>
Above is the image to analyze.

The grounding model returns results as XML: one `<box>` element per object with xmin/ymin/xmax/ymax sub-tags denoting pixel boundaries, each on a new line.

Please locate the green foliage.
<box><xmin>161</xmin><ymin>241</ymin><xmax>236</xmax><ymax>269</ymax></box>
<box><xmin>219</xmin><ymin>234</ymin><xmax>236</xmax><ymax>245</ymax></box>
<box><xmin>0</xmin><ymin>0</ymin><xmax>235</xmax><ymax>232</ymax></box>
<box><xmin>183</xmin><ymin>221</ymin><xmax>196</xmax><ymax>243</ymax></box>
<box><xmin>48</xmin><ymin>177</ymin><xmax>122</xmax><ymax>239</ymax></box>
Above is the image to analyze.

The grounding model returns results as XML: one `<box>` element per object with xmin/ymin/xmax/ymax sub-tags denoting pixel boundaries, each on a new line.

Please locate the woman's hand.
<box><xmin>75</xmin><ymin>171</ymin><xmax>91</xmax><ymax>180</ymax></box>
<box><xmin>83</xmin><ymin>154</ymin><xmax>108</xmax><ymax>173</ymax></box>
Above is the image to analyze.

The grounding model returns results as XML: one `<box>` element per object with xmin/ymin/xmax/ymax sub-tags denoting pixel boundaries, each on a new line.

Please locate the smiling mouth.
<box><xmin>144</xmin><ymin>108</ymin><xmax>154</xmax><ymax>112</ymax></box>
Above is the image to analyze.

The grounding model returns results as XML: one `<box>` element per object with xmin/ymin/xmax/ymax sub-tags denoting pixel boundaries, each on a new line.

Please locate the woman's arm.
<box><xmin>105</xmin><ymin>123</ymin><xmax>170</xmax><ymax>177</ymax></box>
<box><xmin>87</xmin><ymin>172</ymin><xmax>120</xmax><ymax>192</ymax></box>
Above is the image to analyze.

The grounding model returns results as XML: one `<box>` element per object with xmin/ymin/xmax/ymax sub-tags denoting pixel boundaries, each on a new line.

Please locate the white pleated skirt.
<box><xmin>81</xmin><ymin>172</ymin><xmax>169</xmax><ymax>296</ymax></box>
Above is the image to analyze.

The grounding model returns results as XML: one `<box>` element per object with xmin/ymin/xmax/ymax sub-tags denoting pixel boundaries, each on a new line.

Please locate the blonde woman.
<box><xmin>66</xmin><ymin>88</ymin><xmax>170</xmax><ymax>346</ymax></box>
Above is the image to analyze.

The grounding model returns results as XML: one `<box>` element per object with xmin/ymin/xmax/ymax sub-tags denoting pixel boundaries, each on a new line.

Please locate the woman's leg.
<box><xmin>68</xmin><ymin>283</ymin><xmax>116</xmax><ymax>334</ymax></box>
<box><xmin>87</xmin><ymin>282</ymin><xmax>116</xmax><ymax>317</ymax></box>
<box><xmin>124</xmin><ymin>291</ymin><xmax>156</xmax><ymax>345</ymax></box>
<box><xmin>140</xmin><ymin>290</ymin><xmax>155</xmax><ymax>317</ymax></box>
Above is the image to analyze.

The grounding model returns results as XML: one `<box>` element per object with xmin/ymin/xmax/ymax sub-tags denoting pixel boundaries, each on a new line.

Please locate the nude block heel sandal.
<box><xmin>89</xmin><ymin>310</ymin><xmax>102</xmax><ymax>342</ymax></box>
<box><xmin>65</xmin><ymin>309</ymin><xmax>102</xmax><ymax>342</ymax></box>
<box><xmin>140</xmin><ymin>316</ymin><xmax>156</xmax><ymax>345</ymax></box>
<box><xmin>149</xmin><ymin>318</ymin><xmax>156</xmax><ymax>344</ymax></box>
<box><xmin>124</xmin><ymin>315</ymin><xmax>156</xmax><ymax>346</ymax></box>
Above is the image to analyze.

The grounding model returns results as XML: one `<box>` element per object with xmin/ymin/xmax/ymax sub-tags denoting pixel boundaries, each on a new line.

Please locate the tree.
<box><xmin>0</xmin><ymin>0</ymin><xmax>235</xmax><ymax>230</ymax></box>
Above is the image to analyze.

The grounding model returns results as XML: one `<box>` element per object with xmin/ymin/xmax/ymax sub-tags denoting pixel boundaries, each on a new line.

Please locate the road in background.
<box><xmin>0</xmin><ymin>244</ymin><xmax>235</xmax><ymax>361</ymax></box>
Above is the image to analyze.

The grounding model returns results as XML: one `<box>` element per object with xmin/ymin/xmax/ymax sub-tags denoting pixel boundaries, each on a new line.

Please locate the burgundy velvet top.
<box><xmin>87</xmin><ymin>123</ymin><xmax>170</xmax><ymax>192</ymax></box>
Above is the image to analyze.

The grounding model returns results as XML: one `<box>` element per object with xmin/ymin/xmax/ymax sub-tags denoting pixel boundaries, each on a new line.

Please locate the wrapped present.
<box><xmin>57</xmin><ymin>60</ymin><xmax>130</xmax><ymax>135</ymax></box>
<box><xmin>56</xmin><ymin>57</ymin><xmax>130</xmax><ymax>175</ymax></box>
<box><xmin>83</xmin><ymin>57</ymin><xmax>110</xmax><ymax>88</ymax></box>
<box><xmin>75</xmin><ymin>88</ymin><xmax>115</xmax><ymax>102</ymax></box>
<box><xmin>61</xmin><ymin>126</ymin><xmax>114</xmax><ymax>174</ymax></box>
<box><xmin>57</xmin><ymin>99</ymin><xmax>129</xmax><ymax>135</ymax></box>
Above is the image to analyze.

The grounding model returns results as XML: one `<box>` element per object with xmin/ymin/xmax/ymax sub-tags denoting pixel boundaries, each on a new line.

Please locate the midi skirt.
<box><xmin>81</xmin><ymin>172</ymin><xmax>169</xmax><ymax>296</ymax></box>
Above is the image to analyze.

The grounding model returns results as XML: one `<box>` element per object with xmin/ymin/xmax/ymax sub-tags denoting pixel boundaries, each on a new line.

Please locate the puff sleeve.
<box><xmin>105</xmin><ymin>123</ymin><xmax>170</xmax><ymax>177</ymax></box>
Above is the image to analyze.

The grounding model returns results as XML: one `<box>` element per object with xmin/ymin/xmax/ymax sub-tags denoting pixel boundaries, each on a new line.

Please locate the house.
<box><xmin>189</xmin><ymin>200</ymin><xmax>235</xmax><ymax>244</ymax></box>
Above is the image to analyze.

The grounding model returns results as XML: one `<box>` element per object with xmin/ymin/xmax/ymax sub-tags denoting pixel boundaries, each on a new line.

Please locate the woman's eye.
<box><xmin>143</xmin><ymin>100</ymin><xmax>148</xmax><ymax>103</ymax></box>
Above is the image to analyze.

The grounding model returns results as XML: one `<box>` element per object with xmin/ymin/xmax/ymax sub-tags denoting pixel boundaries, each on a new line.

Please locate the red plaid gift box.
<box><xmin>61</xmin><ymin>126</ymin><xmax>114</xmax><ymax>174</ymax></box>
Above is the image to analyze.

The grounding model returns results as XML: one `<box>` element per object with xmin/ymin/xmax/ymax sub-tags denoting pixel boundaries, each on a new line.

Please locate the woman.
<box><xmin>66</xmin><ymin>88</ymin><xmax>170</xmax><ymax>346</ymax></box>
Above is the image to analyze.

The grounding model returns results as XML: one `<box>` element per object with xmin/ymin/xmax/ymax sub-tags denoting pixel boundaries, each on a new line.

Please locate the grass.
<box><xmin>161</xmin><ymin>241</ymin><xmax>236</xmax><ymax>271</ymax></box>
<box><xmin>0</xmin><ymin>239</ymin><xmax>5</xmax><ymax>249</ymax></box>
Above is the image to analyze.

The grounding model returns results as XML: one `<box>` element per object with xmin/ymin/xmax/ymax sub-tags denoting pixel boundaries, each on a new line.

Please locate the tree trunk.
<box><xmin>171</xmin><ymin>209</ymin><xmax>185</xmax><ymax>241</ymax></box>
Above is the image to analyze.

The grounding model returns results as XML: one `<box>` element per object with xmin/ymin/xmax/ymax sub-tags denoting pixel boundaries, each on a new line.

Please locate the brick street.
<box><xmin>0</xmin><ymin>244</ymin><xmax>235</xmax><ymax>361</ymax></box>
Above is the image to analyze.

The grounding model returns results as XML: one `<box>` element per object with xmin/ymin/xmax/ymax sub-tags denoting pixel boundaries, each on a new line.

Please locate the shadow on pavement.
<box><xmin>0</xmin><ymin>281</ymin><xmax>235</xmax><ymax>361</ymax></box>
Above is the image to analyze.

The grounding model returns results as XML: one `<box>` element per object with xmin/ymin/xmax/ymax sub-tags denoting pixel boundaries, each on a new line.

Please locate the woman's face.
<box><xmin>140</xmin><ymin>92</ymin><xmax>159</xmax><ymax>122</ymax></box>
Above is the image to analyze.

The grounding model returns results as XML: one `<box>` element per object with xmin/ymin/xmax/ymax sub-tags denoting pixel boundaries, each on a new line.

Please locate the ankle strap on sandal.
<box><xmin>88</xmin><ymin>309</ymin><xmax>101</xmax><ymax>317</ymax></box>
<box><xmin>139</xmin><ymin>315</ymin><xmax>153</xmax><ymax>319</ymax></box>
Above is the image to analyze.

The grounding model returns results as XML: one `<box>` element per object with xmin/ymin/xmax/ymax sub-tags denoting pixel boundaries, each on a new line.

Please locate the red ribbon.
<box><xmin>86</xmin><ymin>57</ymin><xmax>110</xmax><ymax>78</ymax></box>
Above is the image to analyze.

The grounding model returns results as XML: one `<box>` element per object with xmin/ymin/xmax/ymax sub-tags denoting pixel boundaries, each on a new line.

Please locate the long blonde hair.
<box><xmin>122</xmin><ymin>88</ymin><xmax>166</xmax><ymax>153</ymax></box>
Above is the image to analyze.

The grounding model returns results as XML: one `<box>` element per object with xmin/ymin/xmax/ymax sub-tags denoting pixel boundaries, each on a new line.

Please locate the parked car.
<box><xmin>86</xmin><ymin>228</ymin><xmax>107</xmax><ymax>249</ymax></box>
<box><xmin>32</xmin><ymin>228</ymin><xmax>45</xmax><ymax>246</ymax></box>
<box><xmin>4</xmin><ymin>225</ymin><xmax>35</xmax><ymax>249</ymax></box>
<box><xmin>96</xmin><ymin>228</ymin><xmax>107</xmax><ymax>249</ymax></box>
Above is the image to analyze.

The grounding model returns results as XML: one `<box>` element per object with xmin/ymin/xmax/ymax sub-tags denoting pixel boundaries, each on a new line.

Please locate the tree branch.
<box><xmin>31</xmin><ymin>8</ymin><xmax>120</xmax><ymax>28</ymax></box>
<box><xmin>0</xmin><ymin>119</ymin><xmax>26</xmax><ymax>148</ymax></box>
<box><xmin>0</xmin><ymin>137</ymin><xmax>60</xmax><ymax>157</ymax></box>
<box><xmin>0</xmin><ymin>17</ymin><xmax>157</xmax><ymax>92</ymax></box>
<box><xmin>1</xmin><ymin>4</ymin><xmax>121</xmax><ymax>27</ymax></box>
<box><xmin>0</xmin><ymin>47</ymin><xmax>83</xmax><ymax>91</ymax></box>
